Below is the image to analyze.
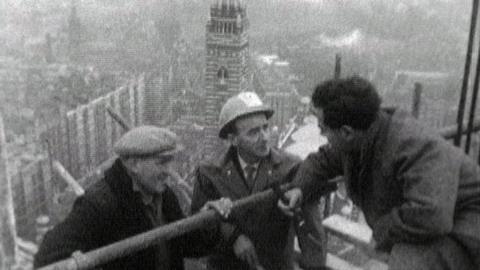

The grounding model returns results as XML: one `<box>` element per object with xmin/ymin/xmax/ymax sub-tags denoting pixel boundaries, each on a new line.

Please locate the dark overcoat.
<box><xmin>294</xmin><ymin>109</ymin><xmax>480</xmax><ymax>270</ymax></box>
<box><xmin>191</xmin><ymin>147</ymin><xmax>300</xmax><ymax>270</ymax></box>
<box><xmin>34</xmin><ymin>159</ymin><xmax>205</xmax><ymax>270</ymax></box>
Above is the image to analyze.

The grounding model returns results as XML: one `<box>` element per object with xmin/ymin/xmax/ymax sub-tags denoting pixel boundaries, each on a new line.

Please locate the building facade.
<box><xmin>203</xmin><ymin>0</ymin><xmax>250</xmax><ymax>155</ymax></box>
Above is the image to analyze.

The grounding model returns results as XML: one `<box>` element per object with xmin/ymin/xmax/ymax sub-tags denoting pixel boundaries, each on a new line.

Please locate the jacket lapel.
<box><xmin>252</xmin><ymin>161</ymin><xmax>272</xmax><ymax>193</ymax></box>
<box><xmin>205</xmin><ymin>148</ymin><xmax>286</xmax><ymax>198</ymax></box>
<box><xmin>105</xmin><ymin>159</ymin><xmax>152</xmax><ymax>230</ymax></box>
<box><xmin>162</xmin><ymin>187</ymin><xmax>185</xmax><ymax>222</ymax></box>
<box><xmin>251</xmin><ymin>151</ymin><xmax>282</xmax><ymax>193</ymax></box>
<box><xmin>347</xmin><ymin>110</ymin><xmax>392</xmax><ymax>207</ymax></box>
<box><xmin>203</xmin><ymin>147</ymin><xmax>251</xmax><ymax>199</ymax></box>
<box><xmin>221</xmin><ymin>160</ymin><xmax>251</xmax><ymax>199</ymax></box>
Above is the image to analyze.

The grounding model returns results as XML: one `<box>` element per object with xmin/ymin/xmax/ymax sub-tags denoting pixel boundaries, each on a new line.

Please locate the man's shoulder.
<box><xmin>81</xmin><ymin>179</ymin><xmax>118</xmax><ymax>212</ymax></box>
<box><xmin>389</xmin><ymin>110</ymin><xmax>444</xmax><ymax>143</ymax></box>
<box><xmin>384</xmin><ymin>109</ymin><xmax>461</xmax><ymax>161</ymax></box>
<box><xmin>196</xmin><ymin>158</ymin><xmax>226</xmax><ymax>183</ymax></box>
<box><xmin>196</xmin><ymin>147</ymin><xmax>231</xmax><ymax>172</ymax></box>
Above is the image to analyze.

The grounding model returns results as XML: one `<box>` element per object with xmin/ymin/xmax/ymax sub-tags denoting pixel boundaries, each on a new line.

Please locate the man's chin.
<box><xmin>153</xmin><ymin>185</ymin><xmax>166</xmax><ymax>194</ymax></box>
<box><xmin>256</xmin><ymin>147</ymin><xmax>270</xmax><ymax>157</ymax></box>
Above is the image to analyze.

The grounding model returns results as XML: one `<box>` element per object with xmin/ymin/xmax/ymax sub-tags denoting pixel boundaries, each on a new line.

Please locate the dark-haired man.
<box><xmin>279</xmin><ymin>76</ymin><xmax>480</xmax><ymax>270</ymax></box>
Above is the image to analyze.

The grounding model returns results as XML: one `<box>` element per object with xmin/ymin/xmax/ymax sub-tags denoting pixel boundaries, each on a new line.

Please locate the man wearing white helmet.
<box><xmin>191</xmin><ymin>92</ymin><xmax>307</xmax><ymax>270</ymax></box>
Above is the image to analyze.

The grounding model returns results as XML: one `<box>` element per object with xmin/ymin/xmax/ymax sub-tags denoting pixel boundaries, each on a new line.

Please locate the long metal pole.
<box><xmin>52</xmin><ymin>161</ymin><xmax>85</xmax><ymax>196</ymax></box>
<box><xmin>441</xmin><ymin>118</ymin><xmax>480</xmax><ymax>140</ymax></box>
<box><xmin>0</xmin><ymin>115</ymin><xmax>17</xmax><ymax>269</ymax></box>
<box><xmin>455</xmin><ymin>0</ymin><xmax>479</xmax><ymax>147</ymax></box>
<box><xmin>106</xmin><ymin>105</ymin><xmax>131</xmax><ymax>131</ymax></box>
<box><xmin>411</xmin><ymin>82</ymin><xmax>423</xmax><ymax>119</ymax></box>
<box><xmin>465</xmin><ymin>42</ymin><xmax>480</xmax><ymax>153</ymax></box>
<box><xmin>38</xmin><ymin>177</ymin><xmax>344</xmax><ymax>270</ymax></box>
<box><xmin>334</xmin><ymin>54</ymin><xmax>341</xmax><ymax>79</ymax></box>
<box><xmin>37</xmin><ymin>184</ymin><xmax>287</xmax><ymax>270</ymax></box>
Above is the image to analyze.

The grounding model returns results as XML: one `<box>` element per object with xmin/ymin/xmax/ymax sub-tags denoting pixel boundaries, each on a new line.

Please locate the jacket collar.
<box><xmin>205</xmin><ymin>146</ymin><xmax>282</xmax><ymax>198</ymax></box>
<box><xmin>104</xmin><ymin>159</ymin><xmax>184</xmax><ymax>223</ymax></box>
<box><xmin>346</xmin><ymin>109</ymin><xmax>392</xmax><ymax>204</ymax></box>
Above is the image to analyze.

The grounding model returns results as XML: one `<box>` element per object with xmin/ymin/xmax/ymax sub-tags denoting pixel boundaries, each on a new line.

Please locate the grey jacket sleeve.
<box><xmin>372</xmin><ymin>138</ymin><xmax>458</xmax><ymax>250</ymax></box>
<box><xmin>292</xmin><ymin>145</ymin><xmax>343</xmax><ymax>201</ymax></box>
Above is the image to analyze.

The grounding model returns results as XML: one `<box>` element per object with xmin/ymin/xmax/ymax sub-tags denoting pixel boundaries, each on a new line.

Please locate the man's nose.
<box><xmin>260</xmin><ymin>128</ymin><xmax>270</xmax><ymax>140</ymax></box>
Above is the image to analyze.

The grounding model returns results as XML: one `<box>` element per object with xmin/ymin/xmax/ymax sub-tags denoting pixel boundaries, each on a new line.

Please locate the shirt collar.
<box><xmin>132</xmin><ymin>179</ymin><xmax>155</xmax><ymax>206</ymax></box>
<box><xmin>237</xmin><ymin>152</ymin><xmax>260</xmax><ymax>172</ymax></box>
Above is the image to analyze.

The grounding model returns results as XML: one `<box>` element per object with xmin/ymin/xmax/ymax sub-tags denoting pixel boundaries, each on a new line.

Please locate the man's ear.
<box><xmin>227</xmin><ymin>133</ymin><xmax>238</xmax><ymax>146</ymax></box>
<box><xmin>122</xmin><ymin>158</ymin><xmax>139</xmax><ymax>173</ymax></box>
<box><xmin>340</xmin><ymin>125</ymin><xmax>355</xmax><ymax>142</ymax></box>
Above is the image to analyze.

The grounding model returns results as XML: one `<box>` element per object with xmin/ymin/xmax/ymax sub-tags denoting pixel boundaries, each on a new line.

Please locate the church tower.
<box><xmin>204</xmin><ymin>0</ymin><xmax>250</xmax><ymax>154</ymax></box>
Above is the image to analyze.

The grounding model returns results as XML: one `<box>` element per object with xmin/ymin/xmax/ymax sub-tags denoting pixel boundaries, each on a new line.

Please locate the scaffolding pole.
<box><xmin>465</xmin><ymin>29</ymin><xmax>480</xmax><ymax>153</ymax></box>
<box><xmin>0</xmin><ymin>115</ymin><xmax>17</xmax><ymax>269</ymax></box>
<box><xmin>455</xmin><ymin>0</ymin><xmax>479</xmax><ymax>146</ymax></box>
<box><xmin>38</xmin><ymin>184</ymin><xmax>291</xmax><ymax>270</ymax></box>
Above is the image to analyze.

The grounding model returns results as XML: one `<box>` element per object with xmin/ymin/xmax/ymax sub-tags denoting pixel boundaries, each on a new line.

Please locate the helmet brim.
<box><xmin>218</xmin><ymin>108</ymin><xmax>274</xmax><ymax>139</ymax></box>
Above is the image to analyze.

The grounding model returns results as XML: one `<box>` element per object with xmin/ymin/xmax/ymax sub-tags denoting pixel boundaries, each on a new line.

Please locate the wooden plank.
<box><xmin>0</xmin><ymin>115</ymin><xmax>17</xmax><ymax>267</ymax></box>
<box><xmin>363</xmin><ymin>259</ymin><xmax>388</xmax><ymax>270</ymax></box>
<box><xmin>67</xmin><ymin>111</ymin><xmax>79</xmax><ymax>179</ymax></box>
<box><xmin>52</xmin><ymin>161</ymin><xmax>84</xmax><ymax>196</ymax></box>
<box><xmin>20</xmin><ymin>170</ymin><xmax>36</xmax><ymax>239</ymax></box>
<box><xmin>16</xmin><ymin>237</ymin><xmax>38</xmax><ymax>256</ymax></box>
<box><xmin>322</xmin><ymin>214</ymin><xmax>372</xmax><ymax>247</ymax></box>
<box><xmin>128</xmin><ymin>79</ymin><xmax>136</xmax><ymax>126</ymax></box>
<box><xmin>11</xmin><ymin>173</ymin><xmax>27</xmax><ymax>234</ymax></box>
<box><xmin>294</xmin><ymin>237</ymin><xmax>362</xmax><ymax>270</ymax></box>
<box><xmin>95</xmin><ymin>99</ymin><xmax>107</xmax><ymax>163</ymax></box>
<box><xmin>59</xmin><ymin>105</ymin><xmax>69</xmax><ymax>169</ymax></box>
<box><xmin>31</xmin><ymin>161</ymin><xmax>47</xmax><ymax>216</ymax></box>
<box><xmin>106</xmin><ymin>105</ymin><xmax>132</xmax><ymax>131</ymax></box>
<box><xmin>76</xmin><ymin>106</ymin><xmax>87</xmax><ymax>176</ymax></box>
<box><xmin>323</xmin><ymin>214</ymin><xmax>389</xmax><ymax>263</ymax></box>
<box><xmin>87</xmin><ymin>103</ymin><xmax>96</xmax><ymax>169</ymax></box>
<box><xmin>49</xmin><ymin>126</ymin><xmax>59</xmax><ymax>168</ymax></box>
<box><xmin>326</xmin><ymin>253</ymin><xmax>363</xmax><ymax>270</ymax></box>
<box><xmin>64</xmin><ymin>110</ymin><xmax>73</xmax><ymax>174</ymax></box>
<box><xmin>105</xmin><ymin>94</ymin><xmax>114</xmax><ymax>156</ymax></box>
<box><xmin>137</xmin><ymin>74</ymin><xmax>145</xmax><ymax>125</ymax></box>
<box><xmin>119</xmin><ymin>87</ymin><xmax>130</xmax><ymax>130</ymax></box>
<box><xmin>133</xmin><ymin>82</ymin><xmax>139</xmax><ymax>126</ymax></box>
<box><xmin>113</xmin><ymin>89</ymin><xmax>122</xmax><ymax>140</ymax></box>
<box><xmin>40</xmin><ymin>158</ymin><xmax>54</xmax><ymax>216</ymax></box>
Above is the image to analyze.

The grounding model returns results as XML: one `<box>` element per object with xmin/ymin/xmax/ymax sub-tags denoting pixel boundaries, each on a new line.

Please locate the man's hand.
<box><xmin>277</xmin><ymin>188</ymin><xmax>303</xmax><ymax>217</ymax></box>
<box><xmin>201</xmin><ymin>197</ymin><xmax>233</xmax><ymax>219</ymax></box>
<box><xmin>233</xmin><ymin>234</ymin><xmax>264</xmax><ymax>269</ymax></box>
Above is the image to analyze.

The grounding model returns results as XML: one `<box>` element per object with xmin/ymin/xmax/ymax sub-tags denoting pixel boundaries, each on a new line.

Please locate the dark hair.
<box><xmin>311</xmin><ymin>76</ymin><xmax>381</xmax><ymax>130</ymax></box>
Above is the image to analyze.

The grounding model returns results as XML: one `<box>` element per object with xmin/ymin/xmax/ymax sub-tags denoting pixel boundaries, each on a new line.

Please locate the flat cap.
<box><xmin>114</xmin><ymin>126</ymin><xmax>183</xmax><ymax>157</ymax></box>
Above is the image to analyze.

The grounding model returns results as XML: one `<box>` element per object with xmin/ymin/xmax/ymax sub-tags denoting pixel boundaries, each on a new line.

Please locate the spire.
<box><xmin>210</xmin><ymin>0</ymin><xmax>245</xmax><ymax>20</ymax></box>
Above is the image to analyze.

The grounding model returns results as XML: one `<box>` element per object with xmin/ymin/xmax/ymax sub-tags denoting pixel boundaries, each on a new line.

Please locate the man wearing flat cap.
<box><xmin>191</xmin><ymin>92</ymin><xmax>325</xmax><ymax>270</ymax></box>
<box><xmin>35</xmin><ymin>126</ymin><xmax>230</xmax><ymax>270</ymax></box>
